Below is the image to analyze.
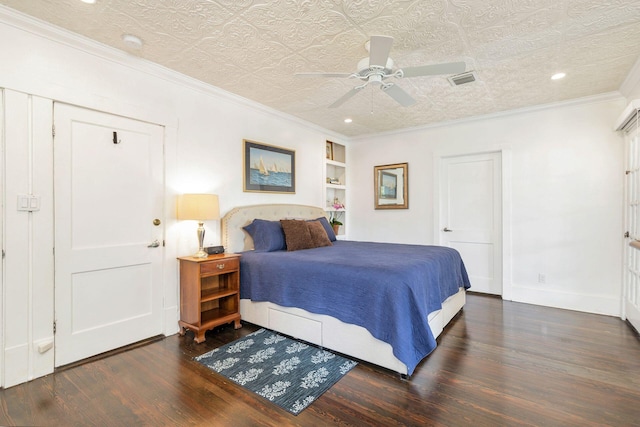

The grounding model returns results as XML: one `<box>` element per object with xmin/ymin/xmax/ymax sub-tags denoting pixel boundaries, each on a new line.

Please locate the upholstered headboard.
<box><xmin>221</xmin><ymin>204</ymin><xmax>328</xmax><ymax>253</ymax></box>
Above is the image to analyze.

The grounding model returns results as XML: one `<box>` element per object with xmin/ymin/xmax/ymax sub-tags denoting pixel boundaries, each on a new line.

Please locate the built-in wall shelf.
<box><xmin>324</xmin><ymin>140</ymin><xmax>347</xmax><ymax>237</ymax></box>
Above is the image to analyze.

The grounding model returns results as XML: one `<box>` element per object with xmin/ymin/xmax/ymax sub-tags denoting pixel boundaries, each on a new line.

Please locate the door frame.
<box><xmin>433</xmin><ymin>147</ymin><xmax>512</xmax><ymax>300</ymax></box>
<box><xmin>51</xmin><ymin>100</ymin><xmax>170</xmax><ymax>370</ymax></box>
<box><xmin>622</xmin><ymin>119</ymin><xmax>640</xmax><ymax>331</ymax></box>
<box><xmin>0</xmin><ymin>88</ymin><xmax>4</xmax><ymax>387</ymax></box>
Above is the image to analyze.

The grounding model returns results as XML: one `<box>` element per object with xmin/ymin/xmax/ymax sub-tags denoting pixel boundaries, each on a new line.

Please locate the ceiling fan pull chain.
<box><xmin>371</xmin><ymin>86</ymin><xmax>374</xmax><ymax>115</ymax></box>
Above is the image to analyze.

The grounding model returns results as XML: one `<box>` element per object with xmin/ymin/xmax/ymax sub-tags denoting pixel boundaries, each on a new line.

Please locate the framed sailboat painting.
<box><xmin>243</xmin><ymin>139</ymin><xmax>296</xmax><ymax>193</ymax></box>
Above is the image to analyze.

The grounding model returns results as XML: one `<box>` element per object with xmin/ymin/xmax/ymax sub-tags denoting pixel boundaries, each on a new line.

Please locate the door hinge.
<box><xmin>52</xmin><ymin>124</ymin><xmax>55</xmax><ymax>137</ymax></box>
<box><xmin>53</xmin><ymin>321</ymin><xmax>57</xmax><ymax>334</ymax></box>
<box><xmin>625</xmin><ymin>231</ymin><xmax>630</xmax><ymax>238</ymax></box>
<box><xmin>2</xmin><ymin>249</ymin><xmax>5</xmax><ymax>259</ymax></box>
<box><xmin>163</xmin><ymin>240</ymin><xmax>166</xmax><ymax>247</ymax></box>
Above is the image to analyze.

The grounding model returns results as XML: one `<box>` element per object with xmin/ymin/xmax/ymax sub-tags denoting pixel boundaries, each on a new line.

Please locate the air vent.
<box><xmin>448</xmin><ymin>71</ymin><xmax>476</xmax><ymax>86</ymax></box>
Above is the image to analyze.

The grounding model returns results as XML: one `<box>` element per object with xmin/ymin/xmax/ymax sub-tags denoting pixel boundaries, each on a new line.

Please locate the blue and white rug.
<box><xmin>195</xmin><ymin>328</ymin><xmax>357</xmax><ymax>415</ymax></box>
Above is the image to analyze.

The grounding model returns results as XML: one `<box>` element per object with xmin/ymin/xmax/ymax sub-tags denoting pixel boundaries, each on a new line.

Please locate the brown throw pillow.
<box><xmin>307</xmin><ymin>220</ymin><xmax>332</xmax><ymax>248</ymax></box>
<box><xmin>280</xmin><ymin>219</ymin><xmax>314</xmax><ymax>251</ymax></box>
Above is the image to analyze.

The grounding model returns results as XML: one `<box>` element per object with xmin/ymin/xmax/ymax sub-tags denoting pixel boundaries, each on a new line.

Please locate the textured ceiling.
<box><xmin>2</xmin><ymin>0</ymin><xmax>640</xmax><ymax>137</ymax></box>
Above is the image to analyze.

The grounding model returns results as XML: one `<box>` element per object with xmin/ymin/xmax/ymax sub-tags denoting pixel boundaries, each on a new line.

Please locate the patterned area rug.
<box><xmin>195</xmin><ymin>328</ymin><xmax>357</xmax><ymax>415</ymax></box>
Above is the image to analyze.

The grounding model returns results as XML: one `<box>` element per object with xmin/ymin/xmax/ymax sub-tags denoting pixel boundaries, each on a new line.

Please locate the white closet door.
<box><xmin>54</xmin><ymin>103</ymin><xmax>164</xmax><ymax>367</ymax></box>
<box><xmin>440</xmin><ymin>152</ymin><xmax>502</xmax><ymax>295</ymax></box>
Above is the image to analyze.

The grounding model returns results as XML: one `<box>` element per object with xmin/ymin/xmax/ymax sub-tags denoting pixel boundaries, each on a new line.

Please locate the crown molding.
<box><xmin>0</xmin><ymin>5</ymin><xmax>346</xmax><ymax>140</ymax></box>
<box><xmin>350</xmin><ymin>91</ymin><xmax>624</xmax><ymax>142</ymax></box>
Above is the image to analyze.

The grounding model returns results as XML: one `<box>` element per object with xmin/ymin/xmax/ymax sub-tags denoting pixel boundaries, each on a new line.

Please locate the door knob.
<box><xmin>147</xmin><ymin>240</ymin><xmax>160</xmax><ymax>248</ymax></box>
<box><xmin>443</xmin><ymin>227</ymin><xmax>453</xmax><ymax>232</ymax></box>
<box><xmin>153</xmin><ymin>218</ymin><xmax>161</xmax><ymax>226</ymax></box>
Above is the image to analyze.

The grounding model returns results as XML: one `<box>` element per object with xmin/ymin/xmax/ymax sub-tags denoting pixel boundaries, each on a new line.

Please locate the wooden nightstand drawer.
<box><xmin>200</xmin><ymin>257</ymin><xmax>239</xmax><ymax>275</ymax></box>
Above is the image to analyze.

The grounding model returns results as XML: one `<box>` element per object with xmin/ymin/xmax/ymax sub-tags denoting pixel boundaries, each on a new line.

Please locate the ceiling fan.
<box><xmin>297</xmin><ymin>35</ymin><xmax>466</xmax><ymax>108</ymax></box>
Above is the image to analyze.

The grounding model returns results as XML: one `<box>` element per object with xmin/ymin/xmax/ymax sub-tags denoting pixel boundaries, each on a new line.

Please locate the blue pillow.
<box><xmin>310</xmin><ymin>216</ymin><xmax>336</xmax><ymax>242</ymax></box>
<box><xmin>243</xmin><ymin>219</ymin><xmax>286</xmax><ymax>252</ymax></box>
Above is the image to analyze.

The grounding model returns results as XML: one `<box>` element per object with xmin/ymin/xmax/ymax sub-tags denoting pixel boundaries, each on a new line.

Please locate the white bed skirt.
<box><xmin>240</xmin><ymin>287</ymin><xmax>466</xmax><ymax>375</ymax></box>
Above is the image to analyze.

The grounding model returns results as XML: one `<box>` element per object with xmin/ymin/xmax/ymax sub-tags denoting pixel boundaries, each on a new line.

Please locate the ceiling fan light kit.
<box><xmin>297</xmin><ymin>35</ymin><xmax>466</xmax><ymax>109</ymax></box>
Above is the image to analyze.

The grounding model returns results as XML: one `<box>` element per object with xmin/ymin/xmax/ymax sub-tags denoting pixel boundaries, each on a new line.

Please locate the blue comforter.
<box><xmin>239</xmin><ymin>240</ymin><xmax>470</xmax><ymax>375</ymax></box>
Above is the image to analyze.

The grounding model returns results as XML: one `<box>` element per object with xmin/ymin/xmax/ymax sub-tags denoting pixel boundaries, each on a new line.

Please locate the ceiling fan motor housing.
<box><xmin>357</xmin><ymin>57</ymin><xmax>394</xmax><ymax>79</ymax></box>
<box><xmin>314</xmin><ymin>35</ymin><xmax>465</xmax><ymax>108</ymax></box>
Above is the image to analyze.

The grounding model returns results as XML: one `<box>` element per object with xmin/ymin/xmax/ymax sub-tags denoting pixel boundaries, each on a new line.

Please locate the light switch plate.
<box><xmin>17</xmin><ymin>195</ymin><xmax>41</xmax><ymax>212</ymax></box>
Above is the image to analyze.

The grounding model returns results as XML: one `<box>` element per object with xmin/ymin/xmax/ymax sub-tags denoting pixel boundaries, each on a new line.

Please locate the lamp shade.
<box><xmin>177</xmin><ymin>194</ymin><xmax>220</xmax><ymax>221</ymax></box>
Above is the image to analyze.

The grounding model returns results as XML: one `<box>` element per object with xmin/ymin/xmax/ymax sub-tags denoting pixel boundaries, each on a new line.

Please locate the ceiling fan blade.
<box><xmin>381</xmin><ymin>84</ymin><xmax>416</xmax><ymax>107</ymax></box>
<box><xmin>295</xmin><ymin>72</ymin><xmax>353</xmax><ymax>78</ymax></box>
<box><xmin>400</xmin><ymin>61</ymin><xmax>466</xmax><ymax>78</ymax></box>
<box><xmin>329</xmin><ymin>87</ymin><xmax>363</xmax><ymax>108</ymax></box>
<box><xmin>369</xmin><ymin>35</ymin><xmax>394</xmax><ymax>68</ymax></box>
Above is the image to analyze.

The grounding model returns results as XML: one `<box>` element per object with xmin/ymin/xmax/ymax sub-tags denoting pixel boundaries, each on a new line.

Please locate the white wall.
<box><xmin>0</xmin><ymin>8</ymin><xmax>343</xmax><ymax>387</ymax></box>
<box><xmin>349</xmin><ymin>96</ymin><xmax>626</xmax><ymax>317</ymax></box>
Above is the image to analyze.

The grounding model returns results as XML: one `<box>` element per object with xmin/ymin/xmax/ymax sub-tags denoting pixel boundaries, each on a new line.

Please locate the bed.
<box><xmin>221</xmin><ymin>204</ymin><xmax>470</xmax><ymax>376</ymax></box>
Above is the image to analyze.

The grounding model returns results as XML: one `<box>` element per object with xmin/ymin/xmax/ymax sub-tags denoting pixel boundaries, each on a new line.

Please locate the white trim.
<box><xmin>162</xmin><ymin>125</ymin><xmax>180</xmax><ymax>337</ymax></box>
<box><xmin>352</xmin><ymin>92</ymin><xmax>623</xmax><ymax>142</ymax></box>
<box><xmin>0</xmin><ymin>5</ymin><xmax>627</xmax><ymax>144</ymax></box>
<box><xmin>3</xmin><ymin>344</ymin><xmax>28</xmax><ymax>388</ymax></box>
<box><xmin>622</xmin><ymin>125</ymin><xmax>640</xmax><ymax>328</ymax></box>
<box><xmin>0</xmin><ymin>5</ymin><xmax>345</xmax><ymax>141</ymax></box>
<box><xmin>510</xmin><ymin>285</ymin><xmax>620</xmax><ymax>317</ymax></box>
<box><xmin>501</xmin><ymin>148</ymin><xmax>513</xmax><ymax>301</ymax></box>
<box><xmin>0</xmin><ymin>87</ymin><xmax>4</xmax><ymax>387</ymax></box>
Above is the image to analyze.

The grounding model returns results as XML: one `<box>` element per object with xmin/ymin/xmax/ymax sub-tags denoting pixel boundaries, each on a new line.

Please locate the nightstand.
<box><xmin>177</xmin><ymin>253</ymin><xmax>241</xmax><ymax>343</ymax></box>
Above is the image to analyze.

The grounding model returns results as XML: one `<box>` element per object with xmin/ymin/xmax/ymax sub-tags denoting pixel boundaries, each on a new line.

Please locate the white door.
<box><xmin>439</xmin><ymin>152</ymin><xmax>502</xmax><ymax>295</ymax></box>
<box><xmin>54</xmin><ymin>103</ymin><xmax>164</xmax><ymax>367</ymax></box>
<box><xmin>624</xmin><ymin>125</ymin><xmax>640</xmax><ymax>332</ymax></box>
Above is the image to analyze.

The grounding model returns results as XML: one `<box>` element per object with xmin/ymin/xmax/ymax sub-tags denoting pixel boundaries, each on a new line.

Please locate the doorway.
<box><xmin>53</xmin><ymin>103</ymin><xmax>165</xmax><ymax>366</ymax></box>
<box><xmin>439</xmin><ymin>152</ymin><xmax>503</xmax><ymax>295</ymax></box>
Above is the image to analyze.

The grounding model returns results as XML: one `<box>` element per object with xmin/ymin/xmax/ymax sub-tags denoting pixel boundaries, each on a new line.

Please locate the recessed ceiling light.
<box><xmin>122</xmin><ymin>34</ymin><xmax>143</xmax><ymax>50</ymax></box>
<box><xmin>80</xmin><ymin>0</ymin><xmax>96</xmax><ymax>4</ymax></box>
<box><xmin>344</xmin><ymin>118</ymin><xmax>352</xmax><ymax>123</ymax></box>
<box><xmin>551</xmin><ymin>72</ymin><xmax>566</xmax><ymax>80</ymax></box>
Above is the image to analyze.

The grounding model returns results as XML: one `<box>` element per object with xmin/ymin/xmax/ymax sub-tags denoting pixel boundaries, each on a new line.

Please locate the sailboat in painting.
<box><xmin>259</xmin><ymin>156</ymin><xmax>269</xmax><ymax>176</ymax></box>
<box><xmin>247</xmin><ymin>145</ymin><xmax>293</xmax><ymax>189</ymax></box>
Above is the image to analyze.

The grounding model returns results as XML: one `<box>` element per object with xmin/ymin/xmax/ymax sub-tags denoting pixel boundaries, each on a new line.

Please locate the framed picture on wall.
<box><xmin>374</xmin><ymin>163</ymin><xmax>408</xmax><ymax>209</ymax></box>
<box><xmin>326</xmin><ymin>141</ymin><xmax>334</xmax><ymax>160</ymax></box>
<box><xmin>243</xmin><ymin>139</ymin><xmax>296</xmax><ymax>193</ymax></box>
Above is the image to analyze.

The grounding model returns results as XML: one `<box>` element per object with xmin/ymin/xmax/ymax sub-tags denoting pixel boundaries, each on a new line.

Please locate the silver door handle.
<box><xmin>147</xmin><ymin>240</ymin><xmax>160</xmax><ymax>248</ymax></box>
<box><xmin>443</xmin><ymin>227</ymin><xmax>453</xmax><ymax>232</ymax></box>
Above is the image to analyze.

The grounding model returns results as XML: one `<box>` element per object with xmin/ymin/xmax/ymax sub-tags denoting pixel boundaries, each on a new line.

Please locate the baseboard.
<box><xmin>625</xmin><ymin>319</ymin><xmax>640</xmax><ymax>337</ymax></box>
<box><xmin>164</xmin><ymin>305</ymin><xmax>180</xmax><ymax>335</ymax></box>
<box><xmin>510</xmin><ymin>285</ymin><xmax>620</xmax><ymax>317</ymax></box>
<box><xmin>3</xmin><ymin>343</ymin><xmax>29</xmax><ymax>388</ymax></box>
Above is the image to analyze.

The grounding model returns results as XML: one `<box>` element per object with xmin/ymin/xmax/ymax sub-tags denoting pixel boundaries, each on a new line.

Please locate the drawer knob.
<box><xmin>216</xmin><ymin>263</ymin><xmax>225</xmax><ymax>270</ymax></box>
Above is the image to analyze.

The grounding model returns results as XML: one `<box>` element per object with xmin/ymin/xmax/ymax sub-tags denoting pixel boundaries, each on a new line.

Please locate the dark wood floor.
<box><xmin>1</xmin><ymin>294</ymin><xmax>639</xmax><ymax>426</ymax></box>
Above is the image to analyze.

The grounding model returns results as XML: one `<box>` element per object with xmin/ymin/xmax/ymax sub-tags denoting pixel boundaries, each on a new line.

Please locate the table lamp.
<box><xmin>177</xmin><ymin>194</ymin><xmax>220</xmax><ymax>258</ymax></box>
